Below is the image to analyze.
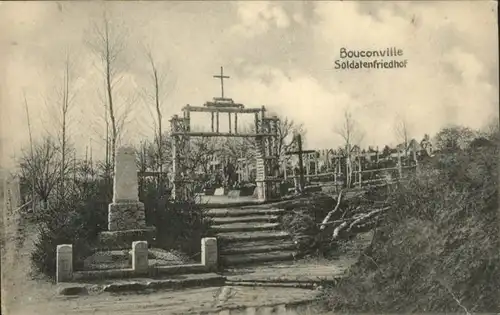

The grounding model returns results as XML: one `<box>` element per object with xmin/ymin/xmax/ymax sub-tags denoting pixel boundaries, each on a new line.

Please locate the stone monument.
<box><xmin>98</xmin><ymin>146</ymin><xmax>156</xmax><ymax>250</ymax></box>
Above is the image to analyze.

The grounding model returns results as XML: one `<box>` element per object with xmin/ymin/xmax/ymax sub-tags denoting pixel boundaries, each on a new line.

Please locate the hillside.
<box><xmin>323</xmin><ymin>143</ymin><xmax>500</xmax><ymax>313</ymax></box>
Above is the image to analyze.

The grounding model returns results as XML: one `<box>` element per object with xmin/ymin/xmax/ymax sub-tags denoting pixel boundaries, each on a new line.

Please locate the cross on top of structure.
<box><xmin>205</xmin><ymin>66</ymin><xmax>244</xmax><ymax>109</ymax></box>
<box><xmin>213</xmin><ymin>66</ymin><xmax>230</xmax><ymax>99</ymax></box>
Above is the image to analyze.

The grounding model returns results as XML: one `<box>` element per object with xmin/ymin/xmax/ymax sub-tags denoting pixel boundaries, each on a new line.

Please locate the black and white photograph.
<box><xmin>1</xmin><ymin>1</ymin><xmax>499</xmax><ymax>314</ymax></box>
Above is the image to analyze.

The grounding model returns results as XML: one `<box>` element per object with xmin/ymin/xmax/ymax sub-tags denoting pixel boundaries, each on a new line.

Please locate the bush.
<box><xmin>30</xmin><ymin>177</ymin><xmax>109</xmax><ymax>279</ymax></box>
<box><xmin>30</xmin><ymin>198</ymin><xmax>104</xmax><ymax>279</ymax></box>
<box><xmin>322</xmin><ymin>144</ymin><xmax>500</xmax><ymax>312</ymax></box>
<box><xmin>140</xmin><ymin>182</ymin><xmax>213</xmax><ymax>260</ymax></box>
<box><xmin>152</xmin><ymin>199</ymin><xmax>213</xmax><ymax>260</ymax></box>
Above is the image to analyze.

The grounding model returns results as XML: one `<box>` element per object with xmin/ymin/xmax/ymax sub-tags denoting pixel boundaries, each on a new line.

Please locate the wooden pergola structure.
<box><xmin>169</xmin><ymin>67</ymin><xmax>281</xmax><ymax>201</ymax></box>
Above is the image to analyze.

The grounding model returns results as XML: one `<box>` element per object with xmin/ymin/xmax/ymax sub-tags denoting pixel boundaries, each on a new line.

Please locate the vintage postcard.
<box><xmin>1</xmin><ymin>1</ymin><xmax>498</xmax><ymax>314</ymax></box>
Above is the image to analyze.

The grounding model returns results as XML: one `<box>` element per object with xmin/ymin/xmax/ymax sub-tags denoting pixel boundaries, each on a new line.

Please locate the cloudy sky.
<box><xmin>1</xmin><ymin>1</ymin><xmax>498</xmax><ymax>165</ymax></box>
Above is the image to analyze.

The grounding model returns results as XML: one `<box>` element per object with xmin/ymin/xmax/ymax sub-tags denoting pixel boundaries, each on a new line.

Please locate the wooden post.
<box><xmin>334</xmin><ymin>156</ymin><xmax>338</xmax><ymax>186</ymax></box>
<box><xmin>234</xmin><ymin>113</ymin><xmax>238</xmax><ymax>134</ymax></box>
<box><xmin>211</xmin><ymin>112</ymin><xmax>214</xmax><ymax>132</ymax></box>
<box><xmin>413</xmin><ymin>148</ymin><xmax>418</xmax><ymax>174</ymax></box>
<box><xmin>254</xmin><ymin>113</ymin><xmax>259</xmax><ymax>133</ymax></box>
<box><xmin>297</xmin><ymin>135</ymin><xmax>305</xmax><ymax>193</ymax></box>
<box><xmin>184</xmin><ymin>105</ymin><xmax>191</xmax><ymax>131</ymax></box>
<box><xmin>228</xmin><ymin>112</ymin><xmax>232</xmax><ymax>134</ymax></box>
<box><xmin>216</xmin><ymin>110</ymin><xmax>220</xmax><ymax>133</ymax></box>
<box><xmin>397</xmin><ymin>151</ymin><xmax>402</xmax><ymax>179</ymax></box>
<box><xmin>357</xmin><ymin>155</ymin><xmax>362</xmax><ymax>188</ymax></box>
<box><xmin>325</xmin><ymin>150</ymin><xmax>330</xmax><ymax>170</ymax></box>
<box><xmin>315</xmin><ymin>152</ymin><xmax>319</xmax><ymax>175</ymax></box>
<box><xmin>305</xmin><ymin>154</ymin><xmax>310</xmax><ymax>176</ymax></box>
<box><xmin>283</xmin><ymin>160</ymin><xmax>287</xmax><ymax>180</ymax></box>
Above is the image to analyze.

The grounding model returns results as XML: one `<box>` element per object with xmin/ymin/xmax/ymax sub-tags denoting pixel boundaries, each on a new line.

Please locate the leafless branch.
<box><xmin>437</xmin><ymin>280</ymin><xmax>471</xmax><ymax>315</ymax></box>
<box><xmin>320</xmin><ymin>190</ymin><xmax>343</xmax><ymax>230</ymax></box>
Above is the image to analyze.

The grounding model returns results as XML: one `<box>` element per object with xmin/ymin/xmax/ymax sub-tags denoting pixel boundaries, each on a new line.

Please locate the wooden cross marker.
<box><xmin>285</xmin><ymin>134</ymin><xmax>315</xmax><ymax>193</ymax></box>
<box><xmin>213</xmin><ymin>66</ymin><xmax>230</xmax><ymax>99</ymax></box>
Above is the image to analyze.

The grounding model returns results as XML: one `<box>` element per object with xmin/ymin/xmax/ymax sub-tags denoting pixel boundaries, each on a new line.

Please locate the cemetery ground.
<box><xmin>3</xmin><ymin>129</ymin><xmax>500</xmax><ymax>314</ymax></box>
<box><xmin>1</xmin><ymin>194</ymin><xmax>372</xmax><ymax>315</ymax></box>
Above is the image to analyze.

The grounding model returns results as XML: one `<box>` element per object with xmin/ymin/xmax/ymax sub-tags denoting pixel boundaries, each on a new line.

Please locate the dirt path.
<box><xmin>1</xmin><ymin>215</ymin><xmax>318</xmax><ymax>315</ymax></box>
<box><xmin>1</xmin><ymin>206</ymin><xmax>371</xmax><ymax>314</ymax></box>
<box><xmin>1</xmin><ymin>211</ymin><xmax>58</xmax><ymax>315</ymax></box>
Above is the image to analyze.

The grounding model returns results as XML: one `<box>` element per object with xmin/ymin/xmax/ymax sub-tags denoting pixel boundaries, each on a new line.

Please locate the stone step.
<box><xmin>210</xmin><ymin>222</ymin><xmax>280</xmax><ymax>233</ymax></box>
<box><xmin>224</xmin><ymin>281</ymin><xmax>316</xmax><ymax>289</ymax></box>
<box><xmin>211</xmin><ymin>215</ymin><xmax>279</xmax><ymax>225</ymax></box>
<box><xmin>221</xmin><ymin>251</ymin><xmax>296</xmax><ymax>267</ymax></box>
<box><xmin>82</xmin><ymin>248</ymin><xmax>187</xmax><ymax>271</ymax></box>
<box><xmin>216</xmin><ymin>231</ymin><xmax>291</xmax><ymax>243</ymax></box>
<box><xmin>58</xmin><ymin>273</ymin><xmax>226</xmax><ymax>296</ymax></box>
<box><xmin>83</xmin><ymin>261</ymin><xmax>130</xmax><ymax>271</ymax></box>
<box><xmin>220</xmin><ymin>241</ymin><xmax>296</xmax><ymax>255</ymax></box>
<box><xmin>206</xmin><ymin>208</ymin><xmax>285</xmax><ymax>218</ymax></box>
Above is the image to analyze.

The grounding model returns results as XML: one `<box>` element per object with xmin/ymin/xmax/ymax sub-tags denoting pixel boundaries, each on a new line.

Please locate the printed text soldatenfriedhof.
<box><xmin>334</xmin><ymin>47</ymin><xmax>408</xmax><ymax>70</ymax></box>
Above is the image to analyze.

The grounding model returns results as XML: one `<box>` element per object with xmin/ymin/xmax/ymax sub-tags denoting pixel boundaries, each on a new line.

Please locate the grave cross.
<box><xmin>213</xmin><ymin>66</ymin><xmax>230</xmax><ymax>99</ymax></box>
<box><xmin>285</xmin><ymin>133</ymin><xmax>315</xmax><ymax>194</ymax></box>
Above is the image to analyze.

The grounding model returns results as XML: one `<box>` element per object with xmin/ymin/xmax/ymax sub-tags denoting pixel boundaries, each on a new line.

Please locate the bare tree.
<box><xmin>22</xmin><ymin>91</ymin><xmax>36</xmax><ymax>208</ymax></box>
<box><xmin>276</xmin><ymin>116</ymin><xmax>306</xmax><ymax>161</ymax></box>
<box><xmin>19</xmin><ymin>137</ymin><xmax>62</xmax><ymax>209</ymax></box>
<box><xmin>335</xmin><ymin>109</ymin><xmax>364</xmax><ymax>152</ymax></box>
<box><xmin>434</xmin><ymin>126</ymin><xmax>477</xmax><ymax>153</ymax></box>
<box><xmin>51</xmin><ymin>50</ymin><xmax>78</xmax><ymax>199</ymax></box>
<box><xmin>187</xmin><ymin>137</ymin><xmax>223</xmax><ymax>176</ymax></box>
<box><xmin>395</xmin><ymin>117</ymin><xmax>411</xmax><ymax>157</ymax></box>
<box><xmin>140</xmin><ymin>47</ymin><xmax>176</xmax><ymax>194</ymax></box>
<box><xmin>334</xmin><ymin>109</ymin><xmax>365</xmax><ymax>187</ymax></box>
<box><xmin>87</xmin><ymin>10</ymin><xmax>132</xmax><ymax>166</ymax></box>
<box><xmin>224</xmin><ymin>116</ymin><xmax>305</xmax><ymax>163</ymax></box>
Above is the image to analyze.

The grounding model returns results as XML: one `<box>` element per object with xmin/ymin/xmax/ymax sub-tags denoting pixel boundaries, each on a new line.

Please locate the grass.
<box><xmin>320</xmin><ymin>144</ymin><xmax>500</xmax><ymax>313</ymax></box>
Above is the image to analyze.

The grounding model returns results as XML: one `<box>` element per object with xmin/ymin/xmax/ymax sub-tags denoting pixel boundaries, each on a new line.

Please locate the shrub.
<box><xmin>30</xmin><ymin>177</ymin><xmax>109</xmax><ymax>279</ymax></box>
<box><xmin>30</xmin><ymin>198</ymin><xmax>102</xmax><ymax>279</ymax></box>
<box><xmin>152</xmin><ymin>198</ymin><xmax>213</xmax><ymax>260</ymax></box>
<box><xmin>140</xmin><ymin>182</ymin><xmax>213</xmax><ymax>260</ymax></box>
<box><xmin>322</xmin><ymin>144</ymin><xmax>500</xmax><ymax>313</ymax></box>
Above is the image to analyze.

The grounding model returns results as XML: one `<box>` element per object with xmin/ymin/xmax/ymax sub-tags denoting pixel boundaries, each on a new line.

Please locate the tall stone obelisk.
<box><xmin>99</xmin><ymin>146</ymin><xmax>155</xmax><ymax>250</ymax></box>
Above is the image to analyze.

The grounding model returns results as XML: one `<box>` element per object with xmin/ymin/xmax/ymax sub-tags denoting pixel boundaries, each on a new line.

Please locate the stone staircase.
<box><xmin>206</xmin><ymin>207</ymin><xmax>297</xmax><ymax>267</ymax></box>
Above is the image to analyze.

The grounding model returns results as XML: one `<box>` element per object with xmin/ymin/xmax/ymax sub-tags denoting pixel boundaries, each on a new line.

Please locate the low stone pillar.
<box><xmin>56</xmin><ymin>244</ymin><xmax>73</xmax><ymax>283</ymax></box>
<box><xmin>201</xmin><ymin>237</ymin><xmax>218</xmax><ymax>271</ymax></box>
<box><xmin>132</xmin><ymin>241</ymin><xmax>149</xmax><ymax>274</ymax></box>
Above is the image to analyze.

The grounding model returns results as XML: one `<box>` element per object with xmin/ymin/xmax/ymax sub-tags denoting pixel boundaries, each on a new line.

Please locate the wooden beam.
<box><xmin>285</xmin><ymin>150</ymin><xmax>316</xmax><ymax>155</ymax></box>
<box><xmin>171</xmin><ymin>131</ymin><xmax>277</xmax><ymax>137</ymax></box>
<box><xmin>182</xmin><ymin>105</ymin><xmax>261</xmax><ymax>114</ymax></box>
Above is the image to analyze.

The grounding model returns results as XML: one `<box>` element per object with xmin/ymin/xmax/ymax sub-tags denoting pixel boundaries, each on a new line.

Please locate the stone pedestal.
<box><xmin>108</xmin><ymin>201</ymin><xmax>146</xmax><ymax>231</ymax></box>
<box><xmin>98</xmin><ymin>227</ymin><xmax>156</xmax><ymax>250</ymax></box>
<box><xmin>99</xmin><ymin>146</ymin><xmax>157</xmax><ymax>250</ymax></box>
